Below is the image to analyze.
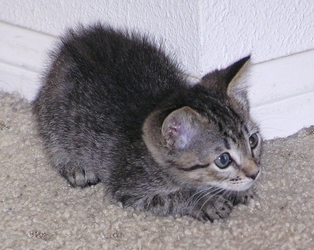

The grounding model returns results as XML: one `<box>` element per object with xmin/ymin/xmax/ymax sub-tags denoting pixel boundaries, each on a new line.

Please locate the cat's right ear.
<box><xmin>161</xmin><ymin>106</ymin><xmax>201</xmax><ymax>150</ymax></box>
<box><xmin>200</xmin><ymin>56</ymin><xmax>251</xmax><ymax>115</ymax></box>
<box><xmin>200</xmin><ymin>56</ymin><xmax>250</xmax><ymax>95</ymax></box>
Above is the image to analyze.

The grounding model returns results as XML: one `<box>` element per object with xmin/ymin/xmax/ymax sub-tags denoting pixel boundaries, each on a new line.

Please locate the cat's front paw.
<box><xmin>230</xmin><ymin>188</ymin><xmax>255</xmax><ymax>206</ymax></box>
<box><xmin>190</xmin><ymin>198</ymin><xmax>233</xmax><ymax>222</ymax></box>
<box><xmin>59</xmin><ymin>164</ymin><xmax>99</xmax><ymax>188</ymax></box>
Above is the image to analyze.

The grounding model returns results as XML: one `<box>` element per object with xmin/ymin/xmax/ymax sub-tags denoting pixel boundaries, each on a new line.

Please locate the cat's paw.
<box><xmin>191</xmin><ymin>198</ymin><xmax>233</xmax><ymax>222</ymax></box>
<box><xmin>230</xmin><ymin>189</ymin><xmax>255</xmax><ymax>206</ymax></box>
<box><xmin>59</xmin><ymin>164</ymin><xmax>99</xmax><ymax>188</ymax></box>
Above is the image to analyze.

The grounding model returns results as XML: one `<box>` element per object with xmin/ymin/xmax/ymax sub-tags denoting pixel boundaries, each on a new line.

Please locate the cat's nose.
<box><xmin>243</xmin><ymin>159</ymin><xmax>260</xmax><ymax>180</ymax></box>
<box><xmin>248</xmin><ymin>170</ymin><xmax>260</xmax><ymax>180</ymax></box>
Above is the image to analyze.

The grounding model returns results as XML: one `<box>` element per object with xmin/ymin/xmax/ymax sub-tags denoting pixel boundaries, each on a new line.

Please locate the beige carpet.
<box><xmin>1</xmin><ymin>90</ymin><xmax>314</xmax><ymax>249</ymax></box>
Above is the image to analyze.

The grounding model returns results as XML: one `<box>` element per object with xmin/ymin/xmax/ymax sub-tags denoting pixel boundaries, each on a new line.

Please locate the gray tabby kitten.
<box><xmin>33</xmin><ymin>24</ymin><xmax>262</xmax><ymax>222</ymax></box>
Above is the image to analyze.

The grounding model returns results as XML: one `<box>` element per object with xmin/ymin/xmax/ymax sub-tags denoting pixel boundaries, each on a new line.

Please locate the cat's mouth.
<box><xmin>230</xmin><ymin>177</ymin><xmax>242</xmax><ymax>182</ymax></box>
<box><xmin>229</xmin><ymin>175</ymin><xmax>259</xmax><ymax>192</ymax></box>
<box><xmin>212</xmin><ymin>173</ymin><xmax>260</xmax><ymax>192</ymax></box>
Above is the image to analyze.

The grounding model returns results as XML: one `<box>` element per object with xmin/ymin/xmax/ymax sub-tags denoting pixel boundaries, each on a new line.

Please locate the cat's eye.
<box><xmin>249</xmin><ymin>133</ymin><xmax>259</xmax><ymax>149</ymax></box>
<box><xmin>214</xmin><ymin>153</ymin><xmax>232</xmax><ymax>169</ymax></box>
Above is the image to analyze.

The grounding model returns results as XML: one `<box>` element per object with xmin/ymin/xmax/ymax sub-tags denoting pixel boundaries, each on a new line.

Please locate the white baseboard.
<box><xmin>0</xmin><ymin>22</ymin><xmax>313</xmax><ymax>139</ymax></box>
<box><xmin>0</xmin><ymin>22</ymin><xmax>56</xmax><ymax>100</ymax></box>
<box><xmin>249</xmin><ymin>50</ymin><xmax>314</xmax><ymax>139</ymax></box>
<box><xmin>251</xmin><ymin>91</ymin><xmax>314</xmax><ymax>139</ymax></box>
<box><xmin>0</xmin><ymin>61</ymin><xmax>39</xmax><ymax>101</ymax></box>
<box><xmin>0</xmin><ymin>22</ymin><xmax>56</xmax><ymax>72</ymax></box>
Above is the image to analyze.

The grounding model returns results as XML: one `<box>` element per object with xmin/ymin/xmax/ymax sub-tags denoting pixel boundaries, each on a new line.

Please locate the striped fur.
<box><xmin>33</xmin><ymin>24</ymin><xmax>262</xmax><ymax>221</ymax></box>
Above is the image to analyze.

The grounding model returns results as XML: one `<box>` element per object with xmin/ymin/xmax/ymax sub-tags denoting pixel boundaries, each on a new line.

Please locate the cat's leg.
<box><xmin>117</xmin><ymin>187</ymin><xmax>257</xmax><ymax>222</ymax></box>
<box><xmin>119</xmin><ymin>190</ymin><xmax>234</xmax><ymax>222</ymax></box>
<box><xmin>47</xmin><ymin>144</ymin><xmax>100</xmax><ymax>187</ymax></box>
<box><xmin>187</xmin><ymin>189</ymin><xmax>256</xmax><ymax>221</ymax></box>
<box><xmin>187</xmin><ymin>188</ymin><xmax>256</xmax><ymax>221</ymax></box>
<box><xmin>187</xmin><ymin>195</ymin><xmax>234</xmax><ymax>222</ymax></box>
<box><xmin>229</xmin><ymin>188</ymin><xmax>255</xmax><ymax>205</ymax></box>
<box><xmin>57</xmin><ymin>162</ymin><xmax>100</xmax><ymax>188</ymax></box>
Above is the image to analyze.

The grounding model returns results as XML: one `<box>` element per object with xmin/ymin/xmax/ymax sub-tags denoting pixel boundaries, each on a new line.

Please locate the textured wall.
<box><xmin>1</xmin><ymin>0</ymin><xmax>313</xmax><ymax>75</ymax></box>
<box><xmin>199</xmin><ymin>0</ymin><xmax>314</xmax><ymax>73</ymax></box>
<box><xmin>0</xmin><ymin>0</ymin><xmax>200</xmax><ymax>75</ymax></box>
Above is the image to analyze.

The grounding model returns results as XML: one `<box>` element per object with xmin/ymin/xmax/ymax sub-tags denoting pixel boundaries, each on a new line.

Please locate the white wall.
<box><xmin>199</xmin><ymin>0</ymin><xmax>314</xmax><ymax>71</ymax></box>
<box><xmin>0</xmin><ymin>0</ymin><xmax>313</xmax><ymax>139</ymax></box>
<box><xmin>0</xmin><ymin>0</ymin><xmax>200</xmax><ymax>74</ymax></box>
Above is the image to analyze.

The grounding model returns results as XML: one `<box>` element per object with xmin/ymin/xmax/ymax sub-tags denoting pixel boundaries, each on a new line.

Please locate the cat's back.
<box><xmin>44</xmin><ymin>25</ymin><xmax>184</xmax><ymax>108</ymax></box>
<box><xmin>33</xmin><ymin>24</ymin><xmax>189</xmax><ymax>136</ymax></box>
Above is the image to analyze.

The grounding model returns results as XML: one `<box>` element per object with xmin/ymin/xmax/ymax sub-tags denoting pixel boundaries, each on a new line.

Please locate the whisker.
<box><xmin>196</xmin><ymin>187</ymin><xmax>225</xmax><ymax>219</ymax></box>
<box><xmin>187</xmin><ymin>186</ymin><xmax>218</xmax><ymax>207</ymax></box>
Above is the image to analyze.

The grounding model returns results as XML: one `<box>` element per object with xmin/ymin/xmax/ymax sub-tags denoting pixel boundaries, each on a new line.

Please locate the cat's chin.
<box><xmin>213</xmin><ymin>180</ymin><xmax>255</xmax><ymax>192</ymax></box>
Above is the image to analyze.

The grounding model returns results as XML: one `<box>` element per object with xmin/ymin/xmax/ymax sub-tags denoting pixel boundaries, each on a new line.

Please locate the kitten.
<box><xmin>32</xmin><ymin>24</ymin><xmax>262</xmax><ymax>222</ymax></box>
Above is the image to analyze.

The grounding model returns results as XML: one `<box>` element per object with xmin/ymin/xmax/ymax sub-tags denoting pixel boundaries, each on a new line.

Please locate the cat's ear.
<box><xmin>226</xmin><ymin>56</ymin><xmax>251</xmax><ymax>111</ymax></box>
<box><xmin>201</xmin><ymin>56</ymin><xmax>251</xmax><ymax>113</ymax></box>
<box><xmin>161</xmin><ymin>106</ymin><xmax>201</xmax><ymax>149</ymax></box>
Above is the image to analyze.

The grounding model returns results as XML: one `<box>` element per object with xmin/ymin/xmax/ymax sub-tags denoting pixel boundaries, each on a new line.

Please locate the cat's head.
<box><xmin>143</xmin><ymin>56</ymin><xmax>262</xmax><ymax>192</ymax></box>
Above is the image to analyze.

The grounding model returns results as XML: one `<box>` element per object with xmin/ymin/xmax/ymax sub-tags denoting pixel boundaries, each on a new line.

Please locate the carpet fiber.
<box><xmin>1</xmin><ymin>91</ymin><xmax>314</xmax><ymax>249</ymax></box>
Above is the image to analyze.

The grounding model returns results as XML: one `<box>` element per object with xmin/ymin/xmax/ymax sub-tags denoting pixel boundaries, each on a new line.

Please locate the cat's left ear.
<box><xmin>161</xmin><ymin>106</ymin><xmax>202</xmax><ymax>150</ymax></box>
<box><xmin>201</xmin><ymin>56</ymin><xmax>251</xmax><ymax>114</ymax></box>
